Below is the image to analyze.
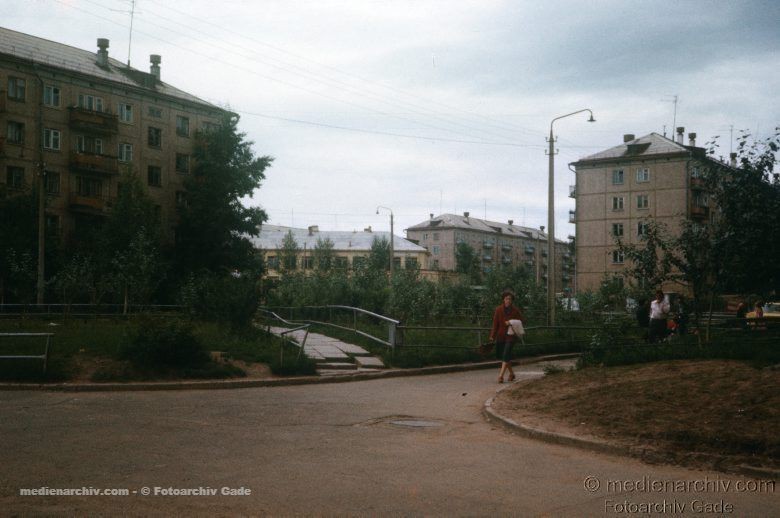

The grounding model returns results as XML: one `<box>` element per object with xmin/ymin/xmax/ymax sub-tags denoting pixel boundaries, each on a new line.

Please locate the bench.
<box><xmin>0</xmin><ymin>333</ymin><xmax>54</xmax><ymax>373</ymax></box>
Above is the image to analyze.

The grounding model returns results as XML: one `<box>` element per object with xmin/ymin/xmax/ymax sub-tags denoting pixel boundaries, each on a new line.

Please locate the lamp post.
<box><xmin>547</xmin><ymin>109</ymin><xmax>595</xmax><ymax>326</ymax></box>
<box><xmin>376</xmin><ymin>206</ymin><xmax>394</xmax><ymax>281</ymax></box>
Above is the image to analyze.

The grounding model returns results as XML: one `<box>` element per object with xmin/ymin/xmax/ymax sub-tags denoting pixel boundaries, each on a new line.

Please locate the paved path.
<box><xmin>268</xmin><ymin>326</ymin><xmax>386</xmax><ymax>374</ymax></box>
<box><xmin>1</xmin><ymin>363</ymin><xmax>777</xmax><ymax>516</ymax></box>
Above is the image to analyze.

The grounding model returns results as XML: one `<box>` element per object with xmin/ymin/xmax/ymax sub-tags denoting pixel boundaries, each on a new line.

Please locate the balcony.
<box><xmin>501</xmin><ymin>256</ymin><xmax>512</xmax><ymax>264</ymax></box>
<box><xmin>569</xmin><ymin>210</ymin><xmax>576</xmax><ymax>223</ymax></box>
<box><xmin>482</xmin><ymin>240</ymin><xmax>495</xmax><ymax>248</ymax></box>
<box><xmin>68</xmin><ymin>106</ymin><xmax>118</xmax><ymax>134</ymax></box>
<box><xmin>569</xmin><ymin>185</ymin><xmax>576</xmax><ymax>198</ymax></box>
<box><xmin>70</xmin><ymin>152</ymin><xmax>119</xmax><ymax>176</ymax></box>
<box><xmin>501</xmin><ymin>243</ymin><xmax>512</xmax><ymax>251</ymax></box>
<box><xmin>482</xmin><ymin>255</ymin><xmax>493</xmax><ymax>262</ymax></box>
<box><xmin>541</xmin><ymin>249</ymin><xmax>548</xmax><ymax>257</ymax></box>
<box><xmin>524</xmin><ymin>245</ymin><xmax>535</xmax><ymax>255</ymax></box>
<box><xmin>690</xmin><ymin>176</ymin><xmax>705</xmax><ymax>189</ymax></box>
<box><xmin>0</xmin><ymin>91</ymin><xmax>6</xmax><ymax>112</ymax></box>
<box><xmin>690</xmin><ymin>205</ymin><xmax>709</xmax><ymax>220</ymax></box>
<box><xmin>69</xmin><ymin>193</ymin><xmax>114</xmax><ymax>213</ymax></box>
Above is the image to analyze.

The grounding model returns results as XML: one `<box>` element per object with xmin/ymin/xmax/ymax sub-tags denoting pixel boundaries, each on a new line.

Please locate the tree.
<box><xmin>175</xmin><ymin>113</ymin><xmax>273</xmax><ymax>274</ymax></box>
<box><xmin>278</xmin><ymin>230</ymin><xmax>299</xmax><ymax>273</ymax></box>
<box><xmin>368</xmin><ymin>236</ymin><xmax>391</xmax><ymax>271</ymax></box>
<box><xmin>313</xmin><ymin>237</ymin><xmax>335</xmax><ymax>272</ymax></box>
<box><xmin>454</xmin><ymin>242</ymin><xmax>481</xmax><ymax>283</ymax></box>
<box><xmin>0</xmin><ymin>189</ymin><xmax>37</xmax><ymax>304</ymax></box>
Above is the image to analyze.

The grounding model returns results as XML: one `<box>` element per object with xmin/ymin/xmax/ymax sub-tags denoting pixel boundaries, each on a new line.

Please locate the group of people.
<box><xmin>635</xmin><ymin>290</ymin><xmax>688</xmax><ymax>343</ymax></box>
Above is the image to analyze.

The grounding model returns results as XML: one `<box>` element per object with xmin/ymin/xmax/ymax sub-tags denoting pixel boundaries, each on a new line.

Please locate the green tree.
<box><xmin>279</xmin><ymin>230</ymin><xmax>299</xmax><ymax>273</ymax></box>
<box><xmin>313</xmin><ymin>237</ymin><xmax>335</xmax><ymax>272</ymax></box>
<box><xmin>175</xmin><ymin>113</ymin><xmax>273</xmax><ymax>274</ymax></box>
<box><xmin>454</xmin><ymin>242</ymin><xmax>481</xmax><ymax>283</ymax></box>
<box><xmin>368</xmin><ymin>236</ymin><xmax>391</xmax><ymax>271</ymax></box>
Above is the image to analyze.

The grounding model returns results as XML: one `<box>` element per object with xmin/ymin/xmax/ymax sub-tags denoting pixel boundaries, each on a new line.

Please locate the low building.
<box><xmin>405</xmin><ymin>213</ymin><xmax>573</xmax><ymax>292</ymax></box>
<box><xmin>252</xmin><ymin>224</ymin><xmax>429</xmax><ymax>279</ymax></box>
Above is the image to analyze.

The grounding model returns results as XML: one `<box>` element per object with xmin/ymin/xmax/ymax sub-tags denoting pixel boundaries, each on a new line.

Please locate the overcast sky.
<box><xmin>5</xmin><ymin>0</ymin><xmax>779</xmax><ymax>239</ymax></box>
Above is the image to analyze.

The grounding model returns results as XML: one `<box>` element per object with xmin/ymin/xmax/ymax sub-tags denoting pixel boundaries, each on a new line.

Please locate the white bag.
<box><xmin>507</xmin><ymin>319</ymin><xmax>525</xmax><ymax>336</ymax></box>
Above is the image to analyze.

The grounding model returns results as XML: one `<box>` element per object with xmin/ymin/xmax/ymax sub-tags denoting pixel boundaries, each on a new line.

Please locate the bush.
<box><xmin>180</xmin><ymin>273</ymin><xmax>259</xmax><ymax>330</ymax></box>
<box><xmin>119</xmin><ymin>319</ymin><xmax>209</xmax><ymax>370</ymax></box>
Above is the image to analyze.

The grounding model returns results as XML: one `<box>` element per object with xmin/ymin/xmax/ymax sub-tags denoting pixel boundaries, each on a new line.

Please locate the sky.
<box><xmin>4</xmin><ymin>0</ymin><xmax>780</xmax><ymax>240</ymax></box>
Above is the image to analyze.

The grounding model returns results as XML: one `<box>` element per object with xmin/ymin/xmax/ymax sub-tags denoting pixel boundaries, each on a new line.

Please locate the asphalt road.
<box><xmin>1</xmin><ymin>363</ymin><xmax>778</xmax><ymax>516</ymax></box>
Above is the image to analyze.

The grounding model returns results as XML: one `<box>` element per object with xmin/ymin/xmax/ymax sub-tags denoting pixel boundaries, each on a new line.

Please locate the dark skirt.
<box><xmin>500</xmin><ymin>337</ymin><xmax>515</xmax><ymax>362</ymax></box>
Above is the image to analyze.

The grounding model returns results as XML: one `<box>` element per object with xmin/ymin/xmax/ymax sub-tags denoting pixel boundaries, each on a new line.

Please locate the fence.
<box><xmin>0</xmin><ymin>333</ymin><xmax>53</xmax><ymax>373</ymax></box>
<box><xmin>0</xmin><ymin>304</ymin><xmax>184</xmax><ymax>319</ymax></box>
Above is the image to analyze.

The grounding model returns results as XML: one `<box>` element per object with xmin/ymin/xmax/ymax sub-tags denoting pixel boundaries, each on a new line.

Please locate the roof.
<box><xmin>0</xmin><ymin>27</ymin><xmax>218</xmax><ymax>109</ymax></box>
<box><xmin>406</xmin><ymin>213</ymin><xmax>567</xmax><ymax>244</ymax></box>
<box><xmin>252</xmin><ymin>225</ymin><xmax>428</xmax><ymax>253</ymax></box>
<box><xmin>571</xmin><ymin>132</ymin><xmax>703</xmax><ymax>165</ymax></box>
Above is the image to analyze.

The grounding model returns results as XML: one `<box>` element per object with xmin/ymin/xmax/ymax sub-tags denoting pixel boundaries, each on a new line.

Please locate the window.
<box><xmin>335</xmin><ymin>256</ymin><xmax>348</xmax><ymax>270</ymax></box>
<box><xmin>691</xmin><ymin>166</ymin><xmax>701</xmax><ymax>179</ymax></box>
<box><xmin>637</xmin><ymin>194</ymin><xmax>649</xmax><ymax>209</ymax></box>
<box><xmin>432</xmin><ymin>245</ymin><xmax>440</xmax><ymax>255</ymax></box>
<box><xmin>266</xmin><ymin>255</ymin><xmax>279</xmax><ymax>269</ymax></box>
<box><xmin>352</xmin><ymin>256</ymin><xmax>366</xmax><ymax>269</ymax></box>
<box><xmin>43</xmin><ymin>128</ymin><xmax>61</xmax><ymax>150</ymax></box>
<box><xmin>612</xmin><ymin>169</ymin><xmax>624</xmax><ymax>185</ymax></box>
<box><xmin>118</xmin><ymin>143</ymin><xmax>133</xmax><ymax>162</ymax></box>
<box><xmin>636</xmin><ymin>168</ymin><xmax>650</xmax><ymax>183</ymax></box>
<box><xmin>78</xmin><ymin>94</ymin><xmax>104</xmax><ymax>112</ymax></box>
<box><xmin>118</xmin><ymin>103</ymin><xmax>133</xmax><ymax>123</ymax></box>
<box><xmin>612</xmin><ymin>250</ymin><xmax>624</xmax><ymax>264</ymax></box>
<box><xmin>176</xmin><ymin>115</ymin><xmax>190</xmax><ymax>137</ymax></box>
<box><xmin>637</xmin><ymin>221</ymin><xmax>648</xmax><ymax>237</ymax></box>
<box><xmin>612</xmin><ymin>223</ymin><xmax>624</xmax><ymax>237</ymax></box>
<box><xmin>202</xmin><ymin>121</ymin><xmax>219</xmax><ymax>132</ymax></box>
<box><xmin>45</xmin><ymin>171</ymin><xmax>60</xmax><ymax>194</ymax></box>
<box><xmin>6</xmin><ymin>166</ymin><xmax>24</xmax><ymax>189</ymax></box>
<box><xmin>393</xmin><ymin>257</ymin><xmax>402</xmax><ymax>269</ymax></box>
<box><xmin>694</xmin><ymin>192</ymin><xmax>709</xmax><ymax>207</ymax></box>
<box><xmin>405</xmin><ymin>257</ymin><xmax>418</xmax><ymax>270</ymax></box>
<box><xmin>148</xmin><ymin>106</ymin><xmax>162</xmax><ymax>118</ymax></box>
<box><xmin>175</xmin><ymin>191</ymin><xmax>188</xmax><ymax>209</ymax></box>
<box><xmin>76</xmin><ymin>135</ymin><xmax>103</xmax><ymax>154</ymax></box>
<box><xmin>302</xmin><ymin>256</ymin><xmax>314</xmax><ymax>270</ymax></box>
<box><xmin>77</xmin><ymin>176</ymin><xmax>102</xmax><ymax>197</ymax></box>
<box><xmin>175</xmin><ymin>153</ymin><xmax>190</xmax><ymax>174</ymax></box>
<box><xmin>8</xmin><ymin>77</ymin><xmax>26</xmax><ymax>101</ymax></box>
<box><xmin>148</xmin><ymin>127</ymin><xmax>162</xmax><ymax>147</ymax></box>
<box><xmin>147</xmin><ymin>166</ymin><xmax>162</xmax><ymax>187</ymax></box>
<box><xmin>433</xmin><ymin>232</ymin><xmax>440</xmax><ymax>241</ymax></box>
<box><xmin>7</xmin><ymin>121</ymin><xmax>24</xmax><ymax>144</ymax></box>
<box><xmin>43</xmin><ymin>85</ymin><xmax>60</xmax><ymax>107</ymax></box>
<box><xmin>423</xmin><ymin>233</ymin><xmax>428</xmax><ymax>241</ymax></box>
<box><xmin>45</xmin><ymin>214</ymin><xmax>60</xmax><ymax>234</ymax></box>
<box><xmin>612</xmin><ymin>196</ymin><xmax>624</xmax><ymax>211</ymax></box>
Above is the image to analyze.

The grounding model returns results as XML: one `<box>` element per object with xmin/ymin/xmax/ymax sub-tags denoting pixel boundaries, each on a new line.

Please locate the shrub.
<box><xmin>180</xmin><ymin>273</ymin><xmax>259</xmax><ymax>330</ymax></box>
<box><xmin>120</xmin><ymin>319</ymin><xmax>209</xmax><ymax>370</ymax></box>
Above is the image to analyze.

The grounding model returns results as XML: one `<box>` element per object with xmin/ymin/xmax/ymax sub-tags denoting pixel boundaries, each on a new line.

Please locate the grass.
<box><xmin>0</xmin><ymin>316</ymin><xmax>314</xmax><ymax>382</ymax></box>
<box><xmin>494</xmin><ymin>359</ymin><xmax>780</xmax><ymax>470</ymax></box>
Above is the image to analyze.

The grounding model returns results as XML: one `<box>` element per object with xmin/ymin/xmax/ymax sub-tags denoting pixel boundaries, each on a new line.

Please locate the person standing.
<box><xmin>489</xmin><ymin>289</ymin><xmax>524</xmax><ymax>383</ymax></box>
<box><xmin>648</xmin><ymin>290</ymin><xmax>670</xmax><ymax>343</ymax></box>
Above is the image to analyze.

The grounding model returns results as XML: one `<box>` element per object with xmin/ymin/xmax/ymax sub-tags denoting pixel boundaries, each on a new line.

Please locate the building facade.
<box><xmin>253</xmin><ymin>225</ymin><xmax>430</xmax><ymax>279</ymax></box>
<box><xmin>405</xmin><ymin>213</ymin><xmax>573</xmax><ymax>292</ymax></box>
<box><xmin>571</xmin><ymin>129</ymin><xmax>720</xmax><ymax>293</ymax></box>
<box><xmin>0</xmin><ymin>28</ymin><xmax>226</xmax><ymax>243</ymax></box>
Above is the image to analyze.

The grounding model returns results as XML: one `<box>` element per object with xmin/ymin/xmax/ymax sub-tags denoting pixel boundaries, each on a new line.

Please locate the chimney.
<box><xmin>307</xmin><ymin>225</ymin><xmax>319</xmax><ymax>236</ymax></box>
<box><xmin>676</xmin><ymin>127</ymin><xmax>685</xmax><ymax>145</ymax></box>
<box><xmin>364</xmin><ymin>226</ymin><xmax>372</xmax><ymax>233</ymax></box>
<box><xmin>96</xmin><ymin>38</ymin><xmax>109</xmax><ymax>67</ymax></box>
<box><xmin>540</xmin><ymin>225</ymin><xmax>545</xmax><ymax>233</ymax></box>
<box><xmin>429</xmin><ymin>213</ymin><xmax>434</xmax><ymax>220</ymax></box>
<box><xmin>508</xmin><ymin>219</ymin><xmax>513</xmax><ymax>226</ymax></box>
<box><xmin>688</xmin><ymin>132</ymin><xmax>697</xmax><ymax>147</ymax></box>
<box><xmin>463</xmin><ymin>211</ymin><xmax>469</xmax><ymax>218</ymax></box>
<box><xmin>623</xmin><ymin>134</ymin><xmax>635</xmax><ymax>143</ymax></box>
<box><xmin>149</xmin><ymin>54</ymin><xmax>161</xmax><ymax>81</ymax></box>
<box><xmin>730</xmin><ymin>152</ymin><xmax>737</xmax><ymax>167</ymax></box>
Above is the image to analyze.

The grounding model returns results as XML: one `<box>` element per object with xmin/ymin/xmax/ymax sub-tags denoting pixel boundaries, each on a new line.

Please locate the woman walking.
<box><xmin>489</xmin><ymin>289</ymin><xmax>525</xmax><ymax>383</ymax></box>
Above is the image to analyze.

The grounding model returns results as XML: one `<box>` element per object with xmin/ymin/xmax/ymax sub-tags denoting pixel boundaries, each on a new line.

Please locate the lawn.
<box><xmin>493</xmin><ymin>359</ymin><xmax>780</xmax><ymax>471</ymax></box>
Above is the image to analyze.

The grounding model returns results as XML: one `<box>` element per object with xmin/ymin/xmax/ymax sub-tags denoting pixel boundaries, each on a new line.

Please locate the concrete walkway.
<box><xmin>268</xmin><ymin>326</ymin><xmax>386</xmax><ymax>375</ymax></box>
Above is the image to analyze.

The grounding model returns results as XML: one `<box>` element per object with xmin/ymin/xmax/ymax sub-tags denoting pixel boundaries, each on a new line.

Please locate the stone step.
<box><xmin>355</xmin><ymin>356</ymin><xmax>386</xmax><ymax>369</ymax></box>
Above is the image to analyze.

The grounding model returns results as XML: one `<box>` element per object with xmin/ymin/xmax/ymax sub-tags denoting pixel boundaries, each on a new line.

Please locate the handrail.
<box><xmin>257</xmin><ymin>309</ymin><xmax>310</xmax><ymax>361</ymax></box>
<box><xmin>0</xmin><ymin>333</ymin><xmax>53</xmax><ymax>373</ymax></box>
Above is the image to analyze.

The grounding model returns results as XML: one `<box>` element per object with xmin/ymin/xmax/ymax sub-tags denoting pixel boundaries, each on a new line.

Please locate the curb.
<box><xmin>483</xmin><ymin>382</ymin><xmax>780</xmax><ymax>480</ymax></box>
<box><xmin>0</xmin><ymin>353</ymin><xmax>580</xmax><ymax>393</ymax></box>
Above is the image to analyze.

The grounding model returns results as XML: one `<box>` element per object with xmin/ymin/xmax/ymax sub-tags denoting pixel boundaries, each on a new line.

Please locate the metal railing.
<box><xmin>0</xmin><ymin>333</ymin><xmax>53</xmax><ymax>373</ymax></box>
<box><xmin>260</xmin><ymin>305</ymin><xmax>400</xmax><ymax>349</ymax></box>
<box><xmin>0</xmin><ymin>304</ymin><xmax>183</xmax><ymax>319</ymax></box>
<box><xmin>395</xmin><ymin>324</ymin><xmax>599</xmax><ymax>350</ymax></box>
<box><xmin>257</xmin><ymin>309</ymin><xmax>311</xmax><ymax>362</ymax></box>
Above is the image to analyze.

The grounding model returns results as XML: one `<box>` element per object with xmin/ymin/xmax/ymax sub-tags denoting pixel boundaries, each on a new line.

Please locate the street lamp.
<box><xmin>547</xmin><ymin>109</ymin><xmax>595</xmax><ymax>326</ymax></box>
<box><xmin>376</xmin><ymin>206</ymin><xmax>394</xmax><ymax>281</ymax></box>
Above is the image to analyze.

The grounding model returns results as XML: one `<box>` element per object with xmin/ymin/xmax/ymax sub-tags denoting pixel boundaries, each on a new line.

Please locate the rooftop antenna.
<box><xmin>110</xmin><ymin>0</ymin><xmax>138</xmax><ymax>66</ymax></box>
<box><xmin>484</xmin><ymin>199</ymin><xmax>487</xmax><ymax>220</ymax></box>
<box><xmin>661</xmin><ymin>95</ymin><xmax>679</xmax><ymax>137</ymax></box>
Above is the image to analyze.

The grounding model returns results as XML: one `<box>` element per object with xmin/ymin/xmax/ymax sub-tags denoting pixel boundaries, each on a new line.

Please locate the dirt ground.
<box><xmin>493</xmin><ymin>359</ymin><xmax>780</xmax><ymax>472</ymax></box>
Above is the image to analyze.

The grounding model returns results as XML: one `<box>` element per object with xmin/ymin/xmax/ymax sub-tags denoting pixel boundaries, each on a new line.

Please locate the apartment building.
<box><xmin>253</xmin><ymin>224</ymin><xmax>430</xmax><ymax>279</ymax></box>
<box><xmin>405</xmin><ymin>213</ymin><xmax>573</xmax><ymax>292</ymax></box>
<box><xmin>571</xmin><ymin>129</ymin><xmax>721</xmax><ymax>293</ymax></box>
<box><xmin>0</xmin><ymin>28</ymin><xmax>226</xmax><ymax>242</ymax></box>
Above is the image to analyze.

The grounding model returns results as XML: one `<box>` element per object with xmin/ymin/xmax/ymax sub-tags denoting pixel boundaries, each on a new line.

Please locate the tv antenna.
<box><xmin>661</xmin><ymin>95</ymin><xmax>679</xmax><ymax>134</ymax></box>
<box><xmin>110</xmin><ymin>0</ymin><xmax>138</xmax><ymax>66</ymax></box>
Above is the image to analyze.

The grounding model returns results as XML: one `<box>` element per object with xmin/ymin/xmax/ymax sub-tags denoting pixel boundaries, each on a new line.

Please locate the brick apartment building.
<box><xmin>0</xmin><ymin>28</ymin><xmax>226</xmax><ymax>242</ymax></box>
<box><xmin>571</xmin><ymin>129</ymin><xmax>723</xmax><ymax>293</ymax></box>
<box><xmin>405</xmin><ymin>213</ymin><xmax>573</xmax><ymax>292</ymax></box>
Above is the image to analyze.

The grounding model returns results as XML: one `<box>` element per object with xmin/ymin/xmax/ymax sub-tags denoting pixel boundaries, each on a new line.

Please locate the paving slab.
<box><xmin>355</xmin><ymin>356</ymin><xmax>385</xmax><ymax>368</ymax></box>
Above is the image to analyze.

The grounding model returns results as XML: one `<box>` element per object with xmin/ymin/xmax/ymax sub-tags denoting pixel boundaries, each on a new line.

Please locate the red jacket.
<box><xmin>490</xmin><ymin>304</ymin><xmax>524</xmax><ymax>342</ymax></box>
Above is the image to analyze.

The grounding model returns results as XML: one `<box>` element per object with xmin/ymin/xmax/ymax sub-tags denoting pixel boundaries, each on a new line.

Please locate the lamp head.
<box><xmin>587</xmin><ymin>114</ymin><xmax>596</xmax><ymax>123</ymax></box>
<box><xmin>376</xmin><ymin>209</ymin><xmax>379</xmax><ymax>215</ymax></box>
